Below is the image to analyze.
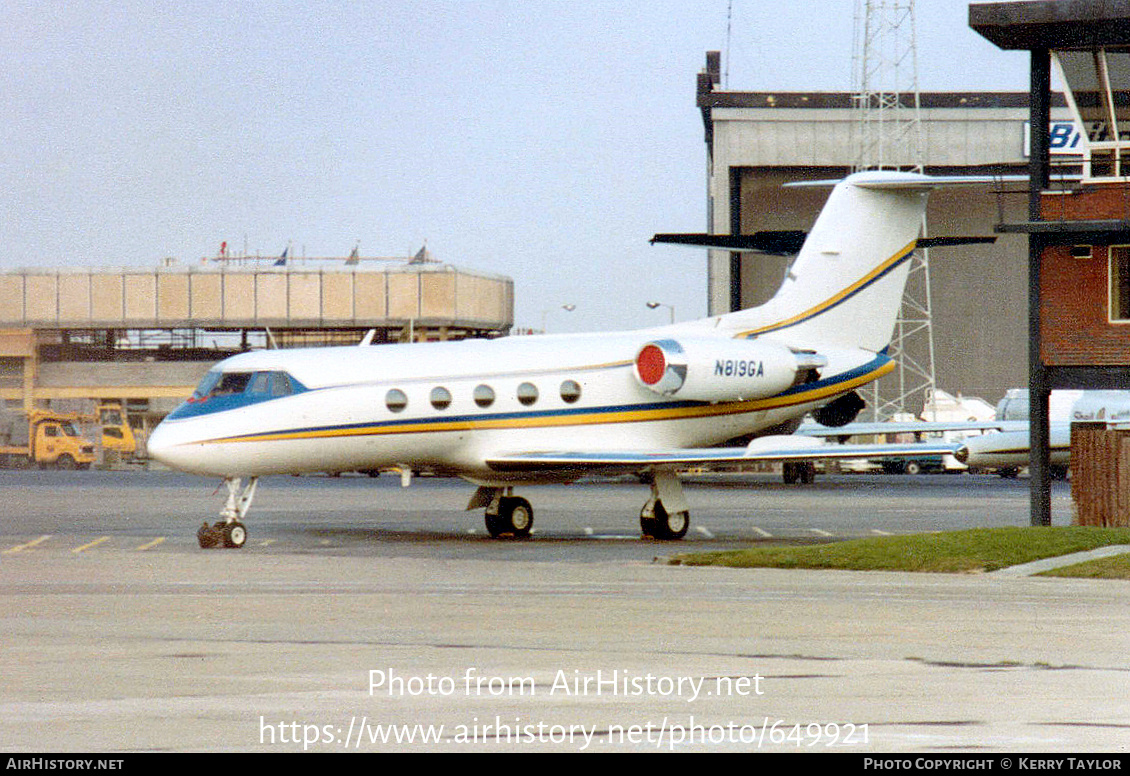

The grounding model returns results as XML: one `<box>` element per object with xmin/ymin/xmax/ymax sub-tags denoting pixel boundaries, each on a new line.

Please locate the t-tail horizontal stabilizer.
<box><xmin>650</xmin><ymin>231</ymin><xmax>807</xmax><ymax>255</ymax></box>
<box><xmin>650</xmin><ymin>231</ymin><xmax>995</xmax><ymax>255</ymax></box>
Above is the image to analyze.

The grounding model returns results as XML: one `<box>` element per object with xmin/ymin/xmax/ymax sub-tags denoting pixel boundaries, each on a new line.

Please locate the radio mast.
<box><xmin>852</xmin><ymin>0</ymin><xmax>938</xmax><ymax>420</ymax></box>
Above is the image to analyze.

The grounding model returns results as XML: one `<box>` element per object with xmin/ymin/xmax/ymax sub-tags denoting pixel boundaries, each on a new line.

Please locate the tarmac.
<box><xmin>2</xmin><ymin>546</ymin><xmax>1129</xmax><ymax>752</ymax></box>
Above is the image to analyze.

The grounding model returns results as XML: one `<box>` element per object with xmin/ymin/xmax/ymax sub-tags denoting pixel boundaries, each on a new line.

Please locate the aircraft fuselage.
<box><xmin>148</xmin><ymin>331</ymin><xmax>887</xmax><ymax>484</ymax></box>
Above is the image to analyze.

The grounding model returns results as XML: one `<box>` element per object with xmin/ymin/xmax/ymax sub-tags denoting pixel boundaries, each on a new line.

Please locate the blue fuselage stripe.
<box><xmin>183</xmin><ymin>352</ymin><xmax>892</xmax><ymax>444</ymax></box>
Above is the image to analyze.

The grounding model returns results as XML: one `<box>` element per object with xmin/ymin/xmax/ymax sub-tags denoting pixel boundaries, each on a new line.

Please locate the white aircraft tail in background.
<box><xmin>146</xmin><ymin>171</ymin><xmax>974</xmax><ymax>547</ymax></box>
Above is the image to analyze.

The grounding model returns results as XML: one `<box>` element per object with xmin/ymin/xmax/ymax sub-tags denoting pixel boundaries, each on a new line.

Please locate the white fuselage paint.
<box><xmin>147</xmin><ymin>331</ymin><xmax>885</xmax><ymax>484</ymax></box>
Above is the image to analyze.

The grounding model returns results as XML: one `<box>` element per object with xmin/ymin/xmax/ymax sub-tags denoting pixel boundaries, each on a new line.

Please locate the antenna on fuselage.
<box><xmin>265</xmin><ymin>328</ymin><xmax>278</xmax><ymax>350</ymax></box>
<box><xmin>359</xmin><ymin>329</ymin><xmax>376</xmax><ymax>347</ymax></box>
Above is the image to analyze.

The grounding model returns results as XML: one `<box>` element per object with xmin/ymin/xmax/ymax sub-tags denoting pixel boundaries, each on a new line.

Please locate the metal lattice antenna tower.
<box><xmin>852</xmin><ymin>0</ymin><xmax>937</xmax><ymax>421</ymax></box>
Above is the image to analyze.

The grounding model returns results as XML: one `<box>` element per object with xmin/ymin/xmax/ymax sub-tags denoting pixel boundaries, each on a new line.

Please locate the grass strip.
<box><xmin>674</xmin><ymin>527</ymin><xmax>1130</xmax><ymax>574</ymax></box>
<box><xmin>1037</xmin><ymin>552</ymin><xmax>1130</xmax><ymax>580</ymax></box>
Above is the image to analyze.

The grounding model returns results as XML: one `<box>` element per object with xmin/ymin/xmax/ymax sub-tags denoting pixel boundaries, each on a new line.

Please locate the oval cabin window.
<box><xmin>517</xmin><ymin>382</ymin><xmax>539</xmax><ymax>406</ymax></box>
<box><xmin>473</xmin><ymin>384</ymin><xmax>495</xmax><ymax>408</ymax></box>
<box><xmin>430</xmin><ymin>387</ymin><xmax>452</xmax><ymax>410</ymax></box>
<box><xmin>560</xmin><ymin>380</ymin><xmax>582</xmax><ymax>404</ymax></box>
<box><xmin>385</xmin><ymin>389</ymin><xmax>408</xmax><ymax>413</ymax></box>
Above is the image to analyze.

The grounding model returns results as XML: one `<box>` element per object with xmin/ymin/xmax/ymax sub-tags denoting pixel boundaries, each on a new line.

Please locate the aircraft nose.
<box><xmin>146</xmin><ymin>422</ymin><xmax>179</xmax><ymax>469</ymax></box>
<box><xmin>148</xmin><ymin>424</ymin><xmax>171</xmax><ymax>467</ymax></box>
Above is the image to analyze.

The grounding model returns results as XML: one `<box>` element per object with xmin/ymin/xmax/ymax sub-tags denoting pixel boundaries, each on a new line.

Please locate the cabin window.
<box><xmin>385</xmin><ymin>389</ymin><xmax>408</xmax><ymax>413</ymax></box>
<box><xmin>1111</xmin><ymin>246</ymin><xmax>1130</xmax><ymax>322</ymax></box>
<box><xmin>430</xmin><ymin>386</ymin><xmax>452</xmax><ymax>410</ymax></box>
<box><xmin>517</xmin><ymin>382</ymin><xmax>539</xmax><ymax>406</ymax></box>
<box><xmin>473</xmin><ymin>384</ymin><xmax>495</xmax><ymax>408</ymax></box>
<box><xmin>560</xmin><ymin>380</ymin><xmax>582</xmax><ymax>404</ymax></box>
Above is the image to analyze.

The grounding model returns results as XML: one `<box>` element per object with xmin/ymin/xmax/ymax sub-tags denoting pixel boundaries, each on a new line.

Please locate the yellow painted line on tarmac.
<box><xmin>136</xmin><ymin>537</ymin><xmax>166</xmax><ymax>551</ymax></box>
<box><xmin>72</xmin><ymin>537</ymin><xmax>110</xmax><ymax>554</ymax></box>
<box><xmin>3</xmin><ymin>535</ymin><xmax>53</xmax><ymax>554</ymax></box>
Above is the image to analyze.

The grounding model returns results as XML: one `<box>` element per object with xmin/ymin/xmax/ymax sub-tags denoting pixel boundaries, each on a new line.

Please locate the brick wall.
<box><xmin>1040</xmin><ymin>186</ymin><xmax>1130</xmax><ymax>365</ymax></box>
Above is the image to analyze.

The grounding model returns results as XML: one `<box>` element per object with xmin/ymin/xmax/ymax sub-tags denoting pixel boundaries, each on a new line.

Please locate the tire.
<box><xmin>905</xmin><ymin>461</ymin><xmax>922</xmax><ymax>475</ymax></box>
<box><xmin>485</xmin><ymin>497</ymin><xmax>533</xmax><ymax>539</ymax></box>
<box><xmin>222</xmin><ymin>521</ymin><xmax>247</xmax><ymax>549</ymax></box>
<box><xmin>197</xmin><ymin>522</ymin><xmax>220</xmax><ymax>549</ymax></box>
<box><xmin>640</xmin><ymin>511</ymin><xmax>658</xmax><ymax>538</ymax></box>
<box><xmin>56</xmin><ymin>454</ymin><xmax>76</xmax><ymax>471</ymax></box>
<box><xmin>650</xmin><ymin>500</ymin><xmax>689</xmax><ymax>541</ymax></box>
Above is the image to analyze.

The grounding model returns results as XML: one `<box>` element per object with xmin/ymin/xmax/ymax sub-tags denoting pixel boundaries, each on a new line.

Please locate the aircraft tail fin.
<box><xmin>715</xmin><ymin>171</ymin><xmax>937</xmax><ymax>352</ymax></box>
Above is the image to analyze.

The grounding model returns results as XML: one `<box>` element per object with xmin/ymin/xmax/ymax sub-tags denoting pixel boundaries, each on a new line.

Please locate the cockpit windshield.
<box><xmin>175</xmin><ymin>368</ymin><xmax>306</xmax><ymax>419</ymax></box>
<box><xmin>192</xmin><ymin>370</ymin><xmax>300</xmax><ymax>400</ymax></box>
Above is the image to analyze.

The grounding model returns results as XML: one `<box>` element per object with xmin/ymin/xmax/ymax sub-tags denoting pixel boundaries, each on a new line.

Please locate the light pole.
<box><xmin>646</xmin><ymin>301</ymin><xmax>675</xmax><ymax>324</ymax></box>
<box><xmin>541</xmin><ymin>304</ymin><xmax>576</xmax><ymax>332</ymax></box>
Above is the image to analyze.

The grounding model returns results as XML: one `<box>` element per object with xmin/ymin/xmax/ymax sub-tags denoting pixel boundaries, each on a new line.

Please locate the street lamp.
<box><xmin>541</xmin><ymin>304</ymin><xmax>576</xmax><ymax>332</ymax></box>
<box><xmin>646</xmin><ymin>301</ymin><xmax>675</xmax><ymax>324</ymax></box>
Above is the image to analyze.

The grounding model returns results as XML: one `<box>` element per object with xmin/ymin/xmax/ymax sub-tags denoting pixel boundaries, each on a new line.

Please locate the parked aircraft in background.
<box><xmin>147</xmin><ymin>171</ymin><xmax>991</xmax><ymax>548</ymax></box>
<box><xmin>955</xmin><ymin>390</ymin><xmax>1130</xmax><ymax>476</ymax></box>
<box><xmin>804</xmin><ymin>390</ymin><xmax>1130</xmax><ymax>479</ymax></box>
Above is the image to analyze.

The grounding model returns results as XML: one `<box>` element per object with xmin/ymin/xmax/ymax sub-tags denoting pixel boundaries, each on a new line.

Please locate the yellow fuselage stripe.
<box><xmin>209</xmin><ymin>359</ymin><xmax>894</xmax><ymax>445</ymax></box>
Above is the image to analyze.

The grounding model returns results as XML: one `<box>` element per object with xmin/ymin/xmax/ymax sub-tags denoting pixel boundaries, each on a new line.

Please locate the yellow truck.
<box><xmin>0</xmin><ymin>409</ymin><xmax>97</xmax><ymax>469</ymax></box>
<box><xmin>96</xmin><ymin>401</ymin><xmax>140</xmax><ymax>461</ymax></box>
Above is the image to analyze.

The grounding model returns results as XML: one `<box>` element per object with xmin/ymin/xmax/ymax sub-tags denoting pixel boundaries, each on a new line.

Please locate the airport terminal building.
<box><xmin>0</xmin><ymin>258</ymin><xmax>513</xmax><ymax>435</ymax></box>
<box><xmin>696</xmin><ymin>52</ymin><xmax>1075</xmax><ymax>406</ymax></box>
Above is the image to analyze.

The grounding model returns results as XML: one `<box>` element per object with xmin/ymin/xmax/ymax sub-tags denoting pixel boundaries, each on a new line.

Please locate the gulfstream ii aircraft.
<box><xmin>147</xmin><ymin>171</ymin><xmax>970</xmax><ymax>548</ymax></box>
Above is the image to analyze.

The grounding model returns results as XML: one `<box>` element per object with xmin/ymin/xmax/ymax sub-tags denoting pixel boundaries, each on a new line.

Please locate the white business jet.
<box><xmin>952</xmin><ymin>390</ymin><xmax>1130</xmax><ymax>475</ymax></box>
<box><xmin>147</xmin><ymin>170</ymin><xmax>969</xmax><ymax>548</ymax></box>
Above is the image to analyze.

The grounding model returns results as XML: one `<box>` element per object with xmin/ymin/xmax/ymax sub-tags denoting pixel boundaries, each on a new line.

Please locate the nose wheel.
<box><xmin>197</xmin><ymin>520</ymin><xmax>248</xmax><ymax>549</ymax></box>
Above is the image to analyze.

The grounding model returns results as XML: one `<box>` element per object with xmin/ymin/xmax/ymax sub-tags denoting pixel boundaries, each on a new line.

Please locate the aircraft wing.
<box><xmin>485</xmin><ymin>436</ymin><xmax>960</xmax><ymax>474</ymax></box>
<box><xmin>796</xmin><ymin>420</ymin><xmax>1028</xmax><ymax>438</ymax></box>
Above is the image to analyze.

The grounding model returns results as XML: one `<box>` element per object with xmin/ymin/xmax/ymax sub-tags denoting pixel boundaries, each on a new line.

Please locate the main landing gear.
<box><xmin>469</xmin><ymin>486</ymin><xmax>535</xmax><ymax>539</ymax></box>
<box><xmin>469</xmin><ymin>471</ymin><xmax>691</xmax><ymax>541</ymax></box>
<box><xmin>197</xmin><ymin>477</ymin><xmax>258</xmax><ymax>549</ymax></box>
<box><xmin>639</xmin><ymin>471</ymin><xmax>690</xmax><ymax>540</ymax></box>
<box><xmin>782</xmin><ymin>461</ymin><xmax>816</xmax><ymax>484</ymax></box>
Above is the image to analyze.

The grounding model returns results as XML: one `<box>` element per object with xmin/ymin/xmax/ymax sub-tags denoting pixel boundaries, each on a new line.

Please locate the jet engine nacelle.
<box><xmin>633</xmin><ymin>337</ymin><xmax>816</xmax><ymax>402</ymax></box>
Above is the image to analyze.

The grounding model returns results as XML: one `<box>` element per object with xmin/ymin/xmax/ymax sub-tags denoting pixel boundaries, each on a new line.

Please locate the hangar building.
<box><xmin>695</xmin><ymin>51</ymin><xmax>1076</xmax><ymax>407</ymax></box>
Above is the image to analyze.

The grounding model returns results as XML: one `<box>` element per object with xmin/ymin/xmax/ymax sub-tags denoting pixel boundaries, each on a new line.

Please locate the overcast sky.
<box><xmin>1</xmin><ymin>1</ymin><xmax>1032</xmax><ymax>333</ymax></box>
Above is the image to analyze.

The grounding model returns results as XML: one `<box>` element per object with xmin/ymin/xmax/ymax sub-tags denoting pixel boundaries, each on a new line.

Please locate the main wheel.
<box><xmin>222</xmin><ymin>521</ymin><xmax>248</xmax><ymax>549</ymax></box>
<box><xmin>485</xmin><ymin>497</ymin><xmax>533</xmax><ymax>539</ymax></box>
<box><xmin>640</xmin><ymin>511</ymin><xmax>658</xmax><ymax>538</ymax></box>
<box><xmin>648</xmin><ymin>500</ymin><xmax>689</xmax><ymax>541</ymax></box>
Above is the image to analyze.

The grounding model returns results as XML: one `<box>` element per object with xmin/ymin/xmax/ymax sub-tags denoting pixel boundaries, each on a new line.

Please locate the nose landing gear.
<box><xmin>197</xmin><ymin>477</ymin><xmax>258</xmax><ymax>549</ymax></box>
